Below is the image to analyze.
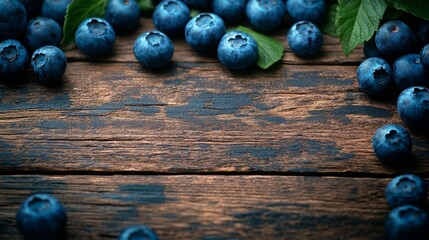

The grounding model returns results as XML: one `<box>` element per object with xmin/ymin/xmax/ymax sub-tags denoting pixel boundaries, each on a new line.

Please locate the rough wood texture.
<box><xmin>0</xmin><ymin>175</ymin><xmax>402</xmax><ymax>240</ymax></box>
<box><xmin>1</xmin><ymin>62</ymin><xmax>428</xmax><ymax>174</ymax></box>
<box><xmin>1</xmin><ymin>16</ymin><xmax>429</xmax><ymax>240</ymax></box>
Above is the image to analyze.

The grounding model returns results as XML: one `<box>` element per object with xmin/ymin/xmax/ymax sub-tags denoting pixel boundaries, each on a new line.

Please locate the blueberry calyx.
<box><xmin>163</xmin><ymin>0</ymin><xmax>179</xmax><ymax>12</ymax></box>
<box><xmin>373</xmin><ymin>67</ymin><xmax>389</xmax><ymax>84</ymax></box>
<box><xmin>87</xmin><ymin>19</ymin><xmax>107</xmax><ymax>35</ymax></box>
<box><xmin>412</xmin><ymin>87</ymin><xmax>429</xmax><ymax>102</ymax></box>
<box><xmin>28</xmin><ymin>195</ymin><xmax>52</xmax><ymax>213</ymax></box>
<box><xmin>33</xmin><ymin>53</ymin><xmax>47</xmax><ymax>68</ymax></box>
<box><xmin>146</xmin><ymin>32</ymin><xmax>164</xmax><ymax>46</ymax></box>
<box><xmin>385</xmin><ymin>129</ymin><xmax>402</xmax><ymax>144</ymax></box>
<box><xmin>195</xmin><ymin>13</ymin><xmax>214</xmax><ymax>27</ymax></box>
<box><xmin>228</xmin><ymin>35</ymin><xmax>247</xmax><ymax>49</ymax></box>
<box><xmin>1</xmin><ymin>45</ymin><xmax>18</xmax><ymax>62</ymax></box>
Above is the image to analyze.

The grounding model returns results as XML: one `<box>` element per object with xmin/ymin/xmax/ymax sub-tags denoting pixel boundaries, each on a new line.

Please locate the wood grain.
<box><xmin>0</xmin><ymin>175</ymin><xmax>406</xmax><ymax>240</ymax></box>
<box><xmin>1</xmin><ymin>62</ymin><xmax>428</xmax><ymax>174</ymax></box>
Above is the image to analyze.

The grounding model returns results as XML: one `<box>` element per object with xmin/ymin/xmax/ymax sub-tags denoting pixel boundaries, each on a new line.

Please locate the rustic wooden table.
<box><xmin>1</xmin><ymin>17</ymin><xmax>428</xmax><ymax>240</ymax></box>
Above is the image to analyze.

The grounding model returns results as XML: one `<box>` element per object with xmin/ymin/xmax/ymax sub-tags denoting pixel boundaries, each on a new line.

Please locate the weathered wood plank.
<box><xmin>64</xmin><ymin>17</ymin><xmax>364</xmax><ymax>65</ymax></box>
<box><xmin>1</xmin><ymin>63</ymin><xmax>428</xmax><ymax>174</ymax></box>
<box><xmin>0</xmin><ymin>175</ymin><xmax>402</xmax><ymax>239</ymax></box>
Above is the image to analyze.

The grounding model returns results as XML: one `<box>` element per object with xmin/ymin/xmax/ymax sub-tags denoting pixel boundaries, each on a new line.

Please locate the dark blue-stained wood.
<box><xmin>1</xmin><ymin>16</ymin><xmax>429</xmax><ymax>240</ymax></box>
<box><xmin>0</xmin><ymin>175</ymin><xmax>411</xmax><ymax>240</ymax></box>
<box><xmin>1</xmin><ymin>62</ymin><xmax>428</xmax><ymax>174</ymax></box>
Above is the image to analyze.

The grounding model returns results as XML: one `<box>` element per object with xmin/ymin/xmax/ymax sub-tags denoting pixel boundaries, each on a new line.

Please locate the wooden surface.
<box><xmin>1</xmin><ymin>17</ymin><xmax>429</xmax><ymax>239</ymax></box>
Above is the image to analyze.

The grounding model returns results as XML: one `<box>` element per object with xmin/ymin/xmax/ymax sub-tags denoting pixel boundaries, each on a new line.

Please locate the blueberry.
<box><xmin>119</xmin><ymin>225</ymin><xmax>159</xmax><ymax>240</ymax></box>
<box><xmin>285</xmin><ymin>0</ymin><xmax>326</xmax><ymax>25</ymax></box>
<box><xmin>133</xmin><ymin>30</ymin><xmax>174</xmax><ymax>68</ymax></box>
<box><xmin>75</xmin><ymin>18</ymin><xmax>116</xmax><ymax>58</ymax></box>
<box><xmin>385</xmin><ymin>205</ymin><xmax>429</xmax><ymax>240</ymax></box>
<box><xmin>420</xmin><ymin>44</ymin><xmax>429</xmax><ymax>70</ymax></box>
<box><xmin>153</xmin><ymin>0</ymin><xmax>190</xmax><ymax>37</ymax></box>
<box><xmin>393</xmin><ymin>53</ymin><xmax>429</xmax><ymax>90</ymax></box>
<box><xmin>16</xmin><ymin>193</ymin><xmax>67</xmax><ymax>240</ymax></box>
<box><xmin>245</xmin><ymin>0</ymin><xmax>285</xmax><ymax>32</ymax></box>
<box><xmin>25</xmin><ymin>17</ymin><xmax>62</xmax><ymax>52</ymax></box>
<box><xmin>31</xmin><ymin>46</ymin><xmax>67</xmax><ymax>84</ymax></box>
<box><xmin>397</xmin><ymin>86</ymin><xmax>429</xmax><ymax>130</ymax></box>
<box><xmin>372</xmin><ymin>124</ymin><xmax>412</xmax><ymax>163</ymax></box>
<box><xmin>41</xmin><ymin>0</ymin><xmax>71</xmax><ymax>26</ymax></box>
<box><xmin>386</xmin><ymin>174</ymin><xmax>428</xmax><ymax>209</ymax></box>
<box><xmin>18</xmin><ymin>0</ymin><xmax>43</xmax><ymax>20</ymax></box>
<box><xmin>181</xmin><ymin>0</ymin><xmax>210</xmax><ymax>10</ymax></box>
<box><xmin>106</xmin><ymin>0</ymin><xmax>140</xmax><ymax>34</ymax></box>
<box><xmin>287</xmin><ymin>21</ymin><xmax>323</xmax><ymax>57</ymax></box>
<box><xmin>211</xmin><ymin>0</ymin><xmax>246</xmax><ymax>23</ymax></box>
<box><xmin>0</xmin><ymin>39</ymin><xmax>29</xmax><ymax>82</ymax></box>
<box><xmin>375</xmin><ymin>20</ymin><xmax>416</xmax><ymax>59</ymax></box>
<box><xmin>185</xmin><ymin>13</ymin><xmax>225</xmax><ymax>51</ymax></box>
<box><xmin>217</xmin><ymin>31</ymin><xmax>258</xmax><ymax>70</ymax></box>
<box><xmin>0</xmin><ymin>0</ymin><xmax>27</xmax><ymax>41</ymax></box>
<box><xmin>356</xmin><ymin>57</ymin><xmax>392</xmax><ymax>95</ymax></box>
<box><xmin>363</xmin><ymin>36</ymin><xmax>383</xmax><ymax>59</ymax></box>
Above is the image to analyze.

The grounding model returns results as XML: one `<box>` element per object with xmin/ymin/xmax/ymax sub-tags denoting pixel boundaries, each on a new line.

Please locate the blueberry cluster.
<box><xmin>358</xmin><ymin>19</ymin><xmax>429</xmax><ymax>239</ymax></box>
<box><xmin>359</xmin><ymin>20</ymin><xmax>429</xmax><ymax>133</ymax></box>
<box><xmin>384</xmin><ymin>175</ymin><xmax>429</xmax><ymax>239</ymax></box>
<box><xmin>359</xmin><ymin>20</ymin><xmax>429</xmax><ymax>164</ymax></box>
<box><xmin>140</xmin><ymin>0</ymin><xmax>326</xmax><ymax>70</ymax></box>
<box><xmin>0</xmin><ymin>0</ymin><xmax>70</xmax><ymax>85</ymax></box>
<box><xmin>16</xmin><ymin>193</ymin><xmax>159</xmax><ymax>240</ymax></box>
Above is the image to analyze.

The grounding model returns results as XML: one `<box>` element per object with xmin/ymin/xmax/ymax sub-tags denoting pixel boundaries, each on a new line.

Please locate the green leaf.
<box><xmin>336</xmin><ymin>0</ymin><xmax>387</xmax><ymax>56</ymax></box>
<box><xmin>322</xmin><ymin>4</ymin><xmax>339</xmax><ymax>37</ymax></box>
<box><xmin>386</xmin><ymin>0</ymin><xmax>429</xmax><ymax>21</ymax></box>
<box><xmin>234</xmin><ymin>26</ymin><xmax>284</xmax><ymax>69</ymax></box>
<box><xmin>138</xmin><ymin>0</ymin><xmax>154</xmax><ymax>14</ymax></box>
<box><xmin>190</xmin><ymin>9</ymin><xmax>200</xmax><ymax>18</ymax></box>
<box><xmin>62</xmin><ymin>0</ymin><xmax>108</xmax><ymax>47</ymax></box>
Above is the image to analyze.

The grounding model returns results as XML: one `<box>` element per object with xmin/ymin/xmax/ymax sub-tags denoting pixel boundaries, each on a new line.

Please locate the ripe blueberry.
<box><xmin>420</xmin><ymin>44</ymin><xmax>429</xmax><ymax>70</ymax></box>
<box><xmin>393</xmin><ymin>54</ymin><xmax>428</xmax><ymax>91</ymax></box>
<box><xmin>356</xmin><ymin>57</ymin><xmax>392</xmax><ymax>95</ymax></box>
<box><xmin>385</xmin><ymin>205</ymin><xmax>429</xmax><ymax>240</ymax></box>
<box><xmin>397</xmin><ymin>86</ymin><xmax>429</xmax><ymax>131</ymax></box>
<box><xmin>119</xmin><ymin>225</ymin><xmax>159</xmax><ymax>240</ymax></box>
<box><xmin>245</xmin><ymin>0</ymin><xmax>285</xmax><ymax>32</ymax></box>
<box><xmin>25</xmin><ymin>17</ymin><xmax>62</xmax><ymax>52</ymax></box>
<box><xmin>16</xmin><ymin>193</ymin><xmax>67</xmax><ymax>240</ymax></box>
<box><xmin>185</xmin><ymin>13</ymin><xmax>225</xmax><ymax>51</ymax></box>
<box><xmin>41</xmin><ymin>0</ymin><xmax>71</xmax><ymax>26</ymax></box>
<box><xmin>386</xmin><ymin>174</ymin><xmax>428</xmax><ymax>209</ymax></box>
<box><xmin>0</xmin><ymin>39</ymin><xmax>29</xmax><ymax>82</ymax></box>
<box><xmin>286</xmin><ymin>0</ymin><xmax>326</xmax><ymax>25</ymax></box>
<box><xmin>287</xmin><ymin>21</ymin><xmax>323</xmax><ymax>57</ymax></box>
<box><xmin>375</xmin><ymin>20</ymin><xmax>416</xmax><ymax>59</ymax></box>
<box><xmin>75</xmin><ymin>18</ymin><xmax>116</xmax><ymax>58</ymax></box>
<box><xmin>106</xmin><ymin>0</ymin><xmax>140</xmax><ymax>34</ymax></box>
<box><xmin>211</xmin><ymin>0</ymin><xmax>246</xmax><ymax>23</ymax></box>
<box><xmin>0</xmin><ymin>0</ymin><xmax>27</xmax><ymax>41</ymax></box>
<box><xmin>372</xmin><ymin>124</ymin><xmax>412</xmax><ymax>163</ymax></box>
<box><xmin>31</xmin><ymin>45</ymin><xmax>67</xmax><ymax>84</ymax></box>
<box><xmin>153</xmin><ymin>0</ymin><xmax>190</xmax><ymax>36</ymax></box>
<box><xmin>134</xmin><ymin>30</ymin><xmax>174</xmax><ymax>68</ymax></box>
<box><xmin>363</xmin><ymin>36</ymin><xmax>383</xmax><ymax>59</ymax></box>
<box><xmin>217</xmin><ymin>31</ymin><xmax>258</xmax><ymax>70</ymax></box>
